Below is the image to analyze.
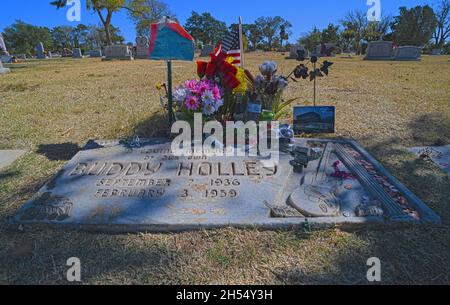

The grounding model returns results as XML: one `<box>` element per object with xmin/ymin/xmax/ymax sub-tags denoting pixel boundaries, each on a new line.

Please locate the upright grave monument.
<box><xmin>12</xmin><ymin>138</ymin><xmax>440</xmax><ymax>232</ymax></box>
<box><xmin>0</xmin><ymin>34</ymin><xmax>10</xmax><ymax>56</ymax></box>
<box><xmin>36</xmin><ymin>42</ymin><xmax>46</xmax><ymax>59</ymax></box>
<box><xmin>430</xmin><ymin>48</ymin><xmax>442</xmax><ymax>55</ymax></box>
<box><xmin>394</xmin><ymin>46</ymin><xmax>421</xmax><ymax>61</ymax></box>
<box><xmin>289</xmin><ymin>44</ymin><xmax>309</xmax><ymax>59</ymax></box>
<box><xmin>103</xmin><ymin>45</ymin><xmax>134</xmax><ymax>61</ymax></box>
<box><xmin>89</xmin><ymin>50</ymin><xmax>103</xmax><ymax>58</ymax></box>
<box><xmin>364</xmin><ymin>41</ymin><xmax>394</xmax><ymax>60</ymax></box>
<box><xmin>72</xmin><ymin>48</ymin><xmax>83</xmax><ymax>58</ymax></box>
<box><xmin>135</xmin><ymin>36</ymin><xmax>149</xmax><ymax>59</ymax></box>
<box><xmin>0</xmin><ymin>60</ymin><xmax>10</xmax><ymax>74</ymax></box>
<box><xmin>200</xmin><ymin>45</ymin><xmax>215</xmax><ymax>57</ymax></box>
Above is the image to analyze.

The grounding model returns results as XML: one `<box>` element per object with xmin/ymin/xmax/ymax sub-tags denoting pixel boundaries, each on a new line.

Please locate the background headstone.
<box><xmin>1</xmin><ymin>55</ymin><xmax>12</xmax><ymax>63</ymax></box>
<box><xmin>135</xmin><ymin>36</ymin><xmax>149</xmax><ymax>59</ymax></box>
<box><xmin>364</xmin><ymin>41</ymin><xmax>394</xmax><ymax>60</ymax></box>
<box><xmin>103</xmin><ymin>45</ymin><xmax>134</xmax><ymax>61</ymax></box>
<box><xmin>0</xmin><ymin>34</ymin><xmax>9</xmax><ymax>56</ymax></box>
<box><xmin>0</xmin><ymin>61</ymin><xmax>11</xmax><ymax>74</ymax></box>
<box><xmin>289</xmin><ymin>44</ymin><xmax>309</xmax><ymax>59</ymax></box>
<box><xmin>394</xmin><ymin>46</ymin><xmax>421</xmax><ymax>61</ymax></box>
<box><xmin>89</xmin><ymin>50</ymin><xmax>102</xmax><ymax>58</ymax></box>
<box><xmin>36</xmin><ymin>42</ymin><xmax>46</xmax><ymax>59</ymax></box>
<box><xmin>313</xmin><ymin>43</ymin><xmax>336</xmax><ymax>57</ymax></box>
<box><xmin>430</xmin><ymin>49</ymin><xmax>442</xmax><ymax>56</ymax></box>
<box><xmin>200</xmin><ymin>44</ymin><xmax>215</xmax><ymax>57</ymax></box>
<box><xmin>0</xmin><ymin>150</ymin><xmax>25</xmax><ymax>170</ymax></box>
<box><xmin>72</xmin><ymin>48</ymin><xmax>83</xmax><ymax>58</ymax></box>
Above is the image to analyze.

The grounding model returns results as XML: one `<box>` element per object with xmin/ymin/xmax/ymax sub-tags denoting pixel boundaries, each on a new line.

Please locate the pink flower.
<box><xmin>184</xmin><ymin>79</ymin><xmax>198</xmax><ymax>92</ymax></box>
<box><xmin>185</xmin><ymin>95</ymin><xmax>199</xmax><ymax>110</ymax></box>
<box><xmin>195</xmin><ymin>81</ymin><xmax>210</xmax><ymax>95</ymax></box>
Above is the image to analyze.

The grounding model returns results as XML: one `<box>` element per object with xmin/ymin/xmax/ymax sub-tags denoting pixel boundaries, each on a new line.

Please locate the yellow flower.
<box><xmin>233</xmin><ymin>67</ymin><xmax>248</xmax><ymax>93</ymax></box>
<box><xmin>155</xmin><ymin>83</ymin><xmax>162</xmax><ymax>91</ymax></box>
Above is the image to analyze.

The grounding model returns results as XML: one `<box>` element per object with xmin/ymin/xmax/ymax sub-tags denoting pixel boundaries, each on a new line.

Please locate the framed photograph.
<box><xmin>293</xmin><ymin>106</ymin><xmax>336</xmax><ymax>134</ymax></box>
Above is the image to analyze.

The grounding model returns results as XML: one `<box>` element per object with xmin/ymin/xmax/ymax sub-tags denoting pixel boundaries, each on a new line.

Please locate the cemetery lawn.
<box><xmin>0</xmin><ymin>54</ymin><xmax>449</xmax><ymax>284</ymax></box>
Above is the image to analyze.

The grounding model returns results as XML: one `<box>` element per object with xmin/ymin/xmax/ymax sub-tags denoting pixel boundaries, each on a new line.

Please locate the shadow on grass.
<box><xmin>132</xmin><ymin>112</ymin><xmax>172</xmax><ymax>139</ymax></box>
<box><xmin>36</xmin><ymin>143</ymin><xmax>80</xmax><ymax>161</ymax></box>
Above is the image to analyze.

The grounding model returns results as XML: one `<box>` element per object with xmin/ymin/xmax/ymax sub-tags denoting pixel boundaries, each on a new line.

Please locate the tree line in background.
<box><xmin>1</xmin><ymin>0</ymin><xmax>449</xmax><ymax>57</ymax></box>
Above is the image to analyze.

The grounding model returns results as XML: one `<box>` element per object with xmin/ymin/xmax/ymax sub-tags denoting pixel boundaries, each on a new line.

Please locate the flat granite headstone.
<box><xmin>394</xmin><ymin>46</ymin><xmax>421</xmax><ymax>61</ymax></box>
<box><xmin>135</xmin><ymin>36</ymin><xmax>149</xmax><ymax>59</ymax></box>
<box><xmin>200</xmin><ymin>45</ymin><xmax>215</xmax><ymax>57</ymax></box>
<box><xmin>12</xmin><ymin>139</ymin><xmax>440</xmax><ymax>232</ymax></box>
<box><xmin>364</xmin><ymin>41</ymin><xmax>394</xmax><ymax>60</ymax></box>
<box><xmin>0</xmin><ymin>150</ymin><xmax>25</xmax><ymax>170</ymax></box>
<box><xmin>72</xmin><ymin>48</ymin><xmax>83</xmax><ymax>58</ymax></box>
<box><xmin>0</xmin><ymin>61</ymin><xmax>10</xmax><ymax>74</ymax></box>
<box><xmin>103</xmin><ymin>45</ymin><xmax>134</xmax><ymax>61</ymax></box>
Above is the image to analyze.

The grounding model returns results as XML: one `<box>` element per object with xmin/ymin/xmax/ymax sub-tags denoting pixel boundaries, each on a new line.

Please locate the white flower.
<box><xmin>173</xmin><ymin>87</ymin><xmax>189</xmax><ymax>103</ymax></box>
<box><xmin>203</xmin><ymin>103</ymin><xmax>216</xmax><ymax>116</ymax></box>
<box><xmin>259</xmin><ymin>61</ymin><xmax>277</xmax><ymax>76</ymax></box>
<box><xmin>274</xmin><ymin>75</ymin><xmax>288</xmax><ymax>91</ymax></box>
<box><xmin>254</xmin><ymin>75</ymin><xmax>265</xmax><ymax>90</ymax></box>
<box><xmin>201</xmin><ymin>90</ymin><xmax>214</xmax><ymax>105</ymax></box>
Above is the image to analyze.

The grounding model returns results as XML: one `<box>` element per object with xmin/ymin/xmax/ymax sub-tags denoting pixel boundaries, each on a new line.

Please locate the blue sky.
<box><xmin>0</xmin><ymin>0</ymin><xmax>433</xmax><ymax>43</ymax></box>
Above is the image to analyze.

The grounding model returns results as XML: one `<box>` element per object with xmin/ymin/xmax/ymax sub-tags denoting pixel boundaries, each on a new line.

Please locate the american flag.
<box><xmin>221</xmin><ymin>26</ymin><xmax>242</xmax><ymax>66</ymax></box>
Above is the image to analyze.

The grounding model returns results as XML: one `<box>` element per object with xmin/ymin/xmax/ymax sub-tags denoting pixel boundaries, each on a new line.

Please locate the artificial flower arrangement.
<box><xmin>156</xmin><ymin>48</ymin><xmax>333</xmax><ymax>125</ymax></box>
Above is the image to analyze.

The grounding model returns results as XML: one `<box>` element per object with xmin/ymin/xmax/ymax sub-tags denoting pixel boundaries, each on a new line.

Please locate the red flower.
<box><xmin>205</xmin><ymin>62</ymin><xmax>217</xmax><ymax>79</ymax></box>
<box><xmin>223</xmin><ymin>71</ymin><xmax>240</xmax><ymax>90</ymax></box>
<box><xmin>196</xmin><ymin>61</ymin><xmax>208</xmax><ymax>78</ymax></box>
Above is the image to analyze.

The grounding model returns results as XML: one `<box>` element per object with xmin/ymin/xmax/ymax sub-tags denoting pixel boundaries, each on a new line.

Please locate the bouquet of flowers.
<box><xmin>173</xmin><ymin>79</ymin><xmax>224</xmax><ymax>119</ymax></box>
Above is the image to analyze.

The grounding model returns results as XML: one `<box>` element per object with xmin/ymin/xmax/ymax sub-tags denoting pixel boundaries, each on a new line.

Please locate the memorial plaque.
<box><xmin>364</xmin><ymin>41</ymin><xmax>394</xmax><ymax>60</ymax></box>
<box><xmin>12</xmin><ymin>139</ymin><xmax>440</xmax><ymax>232</ymax></box>
<box><xmin>394</xmin><ymin>46</ymin><xmax>421</xmax><ymax>61</ymax></box>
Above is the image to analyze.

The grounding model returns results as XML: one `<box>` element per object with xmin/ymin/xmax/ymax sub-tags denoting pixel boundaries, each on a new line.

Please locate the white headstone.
<box><xmin>103</xmin><ymin>45</ymin><xmax>134</xmax><ymax>61</ymax></box>
<box><xmin>0</xmin><ymin>61</ymin><xmax>10</xmax><ymax>74</ymax></box>
<box><xmin>0</xmin><ymin>34</ymin><xmax>9</xmax><ymax>56</ymax></box>
<box><xmin>364</xmin><ymin>41</ymin><xmax>394</xmax><ymax>60</ymax></box>
<box><xmin>36</xmin><ymin>42</ymin><xmax>46</xmax><ymax>59</ymax></box>
<box><xmin>394</xmin><ymin>46</ymin><xmax>421</xmax><ymax>61</ymax></box>
<box><xmin>135</xmin><ymin>36</ymin><xmax>149</xmax><ymax>59</ymax></box>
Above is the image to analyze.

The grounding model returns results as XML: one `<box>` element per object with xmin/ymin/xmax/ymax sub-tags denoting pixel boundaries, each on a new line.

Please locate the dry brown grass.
<box><xmin>0</xmin><ymin>53</ymin><xmax>449</xmax><ymax>284</ymax></box>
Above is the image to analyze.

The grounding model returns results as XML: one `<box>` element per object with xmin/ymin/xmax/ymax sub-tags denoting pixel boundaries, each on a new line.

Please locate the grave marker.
<box><xmin>103</xmin><ymin>45</ymin><xmax>134</xmax><ymax>61</ymax></box>
<box><xmin>0</xmin><ymin>60</ymin><xmax>10</xmax><ymax>74</ymax></box>
<box><xmin>364</xmin><ymin>41</ymin><xmax>394</xmax><ymax>60</ymax></box>
<box><xmin>36</xmin><ymin>42</ymin><xmax>46</xmax><ymax>59</ymax></box>
<box><xmin>72</xmin><ymin>48</ymin><xmax>83</xmax><ymax>58</ymax></box>
<box><xmin>12</xmin><ymin>138</ymin><xmax>440</xmax><ymax>232</ymax></box>
<box><xmin>135</xmin><ymin>36</ymin><xmax>149</xmax><ymax>59</ymax></box>
<box><xmin>394</xmin><ymin>46</ymin><xmax>421</xmax><ymax>61</ymax></box>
